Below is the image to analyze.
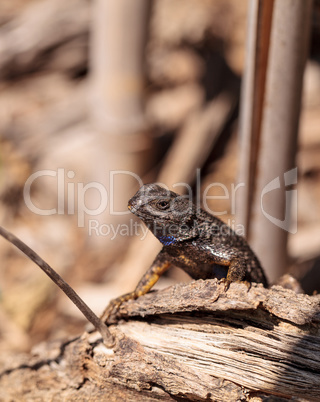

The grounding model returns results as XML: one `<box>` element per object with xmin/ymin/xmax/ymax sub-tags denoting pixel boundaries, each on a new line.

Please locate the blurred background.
<box><xmin>0</xmin><ymin>0</ymin><xmax>320</xmax><ymax>353</ymax></box>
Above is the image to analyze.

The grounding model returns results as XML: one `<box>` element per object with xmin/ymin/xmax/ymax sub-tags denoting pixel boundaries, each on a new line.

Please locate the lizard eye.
<box><xmin>155</xmin><ymin>199</ymin><xmax>170</xmax><ymax>210</ymax></box>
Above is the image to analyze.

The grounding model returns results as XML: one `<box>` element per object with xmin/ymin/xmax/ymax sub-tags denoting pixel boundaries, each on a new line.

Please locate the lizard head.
<box><xmin>128</xmin><ymin>183</ymin><xmax>197</xmax><ymax>243</ymax></box>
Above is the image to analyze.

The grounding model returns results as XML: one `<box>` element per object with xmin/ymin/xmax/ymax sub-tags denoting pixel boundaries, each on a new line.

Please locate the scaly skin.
<box><xmin>101</xmin><ymin>184</ymin><xmax>268</xmax><ymax>323</ymax></box>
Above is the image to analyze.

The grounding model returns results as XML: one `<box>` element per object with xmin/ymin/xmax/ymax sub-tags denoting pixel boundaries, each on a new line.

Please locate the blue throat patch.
<box><xmin>158</xmin><ymin>235</ymin><xmax>177</xmax><ymax>246</ymax></box>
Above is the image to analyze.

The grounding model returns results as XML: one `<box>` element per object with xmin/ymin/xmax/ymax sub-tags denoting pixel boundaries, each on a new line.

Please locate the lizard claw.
<box><xmin>100</xmin><ymin>291</ymin><xmax>137</xmax><ymax>324</ymax></box>
<box><xmin>100</xmin><ymin>299</ymin><xmax>122</xmax><ymax>324</ymax></box>
<box><xmin>218</xmin><ymin>278</ymin><xmax>231</xmax><ymax>292</ymax></box>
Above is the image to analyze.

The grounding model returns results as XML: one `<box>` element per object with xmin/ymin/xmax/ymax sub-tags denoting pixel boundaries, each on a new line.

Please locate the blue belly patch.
<box><xmin>158</xmin><ymin>235</ymin><xmax>177</xmax><ymax>246</ymax></box>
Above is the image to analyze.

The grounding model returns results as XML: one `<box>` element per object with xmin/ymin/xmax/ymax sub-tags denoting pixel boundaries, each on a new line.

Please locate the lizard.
<box><xmin>101</xmin><ymin>183</ymin><xmax>268</xmax><ymax>323</ymax></box>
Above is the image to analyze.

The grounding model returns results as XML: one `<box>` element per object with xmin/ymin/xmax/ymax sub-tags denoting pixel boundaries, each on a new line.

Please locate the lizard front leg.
<box><xmin>100</xmin><ymin>250</ymin><xmax>171</xmax><ymax>323</ymax></box>
<box><xmin>198</xmin><ymin>243</ymin><xmax>247</xmax><ymax>289</ymax></box>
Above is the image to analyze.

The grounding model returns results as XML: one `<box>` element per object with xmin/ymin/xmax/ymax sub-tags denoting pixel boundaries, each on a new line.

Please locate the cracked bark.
<box><xmin>0</xmin><ymin>280</ymin><xmax>319</xmax><ymax>401</ymax></box>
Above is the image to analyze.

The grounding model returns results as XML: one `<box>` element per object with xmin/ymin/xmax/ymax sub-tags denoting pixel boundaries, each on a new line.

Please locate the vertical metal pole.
<box><xmin>237</xmin><ymin>0</ymin><xmax>274</xmax><ymax>236</ymax></box>
<box><xmin>249</xmin><ymin>0</ymin><xmax>313</xmax><ymax>282</ymax></box>
<box><xmin>88</xmin><ymin>0</ymin><xmax>152</xmax><ymax>244</ymax></box>
<box><xmin>90</xmin><ymin>0</ymin><xmax>150</xmax><ymax>134</ymax></box>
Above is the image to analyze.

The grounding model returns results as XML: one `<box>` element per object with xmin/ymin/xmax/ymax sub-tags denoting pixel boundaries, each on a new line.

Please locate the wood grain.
<box><xmin>0</xmin><ymin>280</ymin><xmax>319</xmax><ymax>401</ymax></box>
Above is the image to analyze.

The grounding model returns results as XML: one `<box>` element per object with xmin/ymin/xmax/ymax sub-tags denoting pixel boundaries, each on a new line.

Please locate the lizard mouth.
<box><xmin>128</xmin><ymin>198</ymin><xmax>134</xmax><ymax>210</ymax></box>
<box><xmin>128</xmin><ymin>199</ymin><xmax>139</xmax><ymax>215</ymax></box>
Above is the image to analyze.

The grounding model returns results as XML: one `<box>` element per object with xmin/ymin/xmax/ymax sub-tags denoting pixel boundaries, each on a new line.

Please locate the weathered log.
<box><xmin>0</xmin><ymin>280</ymin><xmax>319</xmax><ymax>401</ymax></box>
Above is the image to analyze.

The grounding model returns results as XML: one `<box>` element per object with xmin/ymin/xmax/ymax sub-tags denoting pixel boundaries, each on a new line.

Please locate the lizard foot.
<box><xmin>100</xmin><ymin>299</ymin><xmax>122</xmax><ymax>324</ymax></box>
<box><xmin>100</xmin><ymin>291</ymin><xmax>136</xmax><ymax>324</ymax></box>
<box><xmin>218</xmin><ymin>278</ymin><xmax>231</xmax><ymax>292</ymax></box>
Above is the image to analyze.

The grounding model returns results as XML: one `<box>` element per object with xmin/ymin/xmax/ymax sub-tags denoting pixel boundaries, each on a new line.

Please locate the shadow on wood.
<box><xmin>0</xmin><ymin>280</ymin><xmax>319</xmax><ymax>401</ymax></box>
